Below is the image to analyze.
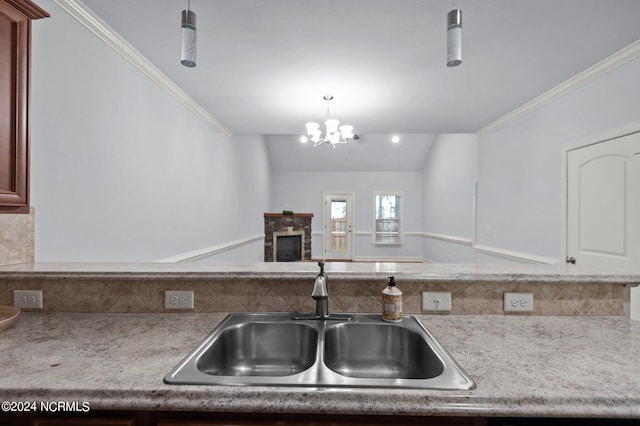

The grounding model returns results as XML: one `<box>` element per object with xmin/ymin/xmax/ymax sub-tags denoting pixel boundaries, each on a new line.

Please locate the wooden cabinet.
<box><xmin>0</xmin><ymin>0</ymin><xmax>48</xmax><ymax>214</ymax></box>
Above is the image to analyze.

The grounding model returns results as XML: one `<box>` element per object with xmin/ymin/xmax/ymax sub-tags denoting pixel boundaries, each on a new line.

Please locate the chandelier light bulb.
<box><xmin>447</xmin><ymin>9</ymin><xmax>462</xmax><ymax>67</ymax></box>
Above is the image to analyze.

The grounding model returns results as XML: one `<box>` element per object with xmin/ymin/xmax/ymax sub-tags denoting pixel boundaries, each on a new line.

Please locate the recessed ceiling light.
<box><xmin>391</xmin><ymin>136</ymin><xmax>400</xmax><ymax>143</ymax></box>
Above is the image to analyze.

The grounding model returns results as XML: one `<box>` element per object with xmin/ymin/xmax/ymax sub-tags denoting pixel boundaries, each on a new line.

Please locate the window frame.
<box><xmin>372</xmin><ymin>191</ymin><xmax>404</xmax><ymax>245</ymax></box>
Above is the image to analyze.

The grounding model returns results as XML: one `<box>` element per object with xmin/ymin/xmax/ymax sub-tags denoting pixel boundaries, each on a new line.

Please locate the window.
<box><xmin>374</xmin><ymin>192</ymin><xmax>403</xmax><ymax>244</ymax></box>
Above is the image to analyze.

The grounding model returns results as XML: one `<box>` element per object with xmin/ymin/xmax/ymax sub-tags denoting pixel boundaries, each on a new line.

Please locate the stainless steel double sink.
<box><xmin>164</xmin><ymin>313</ymin><xmax>476</xmax><ymax>390</ymax></box>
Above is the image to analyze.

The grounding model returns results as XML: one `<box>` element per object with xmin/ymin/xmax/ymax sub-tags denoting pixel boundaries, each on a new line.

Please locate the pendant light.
<box><xmin>181</xmin><ymin>0</ymin><xmax>196</xmax><ymax>67</ymax></box>
<box><xmin>447</xmin><ymin>8</ymin><xmax>462</xmax><ymax>67</ymax></box>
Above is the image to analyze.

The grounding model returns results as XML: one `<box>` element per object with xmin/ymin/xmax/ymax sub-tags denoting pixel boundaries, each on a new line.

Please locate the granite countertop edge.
<box><xmin>1</xmin><ymin>262</ymin><xmax>638</xmax><ymax>285</ymax></box>
<box><xmin>3</xmin><ymin>385</ymin><xmax>640</xmax><ymax>419</ymax></box>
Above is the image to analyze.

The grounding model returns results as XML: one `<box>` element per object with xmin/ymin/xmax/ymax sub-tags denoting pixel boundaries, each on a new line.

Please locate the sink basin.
<box><xmin>164</xmin><ymin>313</ymin><xmax>475</xmax><ymax>390</ymax></box>
<box><xmin>196</xmin><ymin>322</ymin><xmax>317</xmax><ymax>376</ymax></box>
<box><xmin>324</xmin><ymin>323</ymin><xmax>444</xmax><ymax>379</ymax></box>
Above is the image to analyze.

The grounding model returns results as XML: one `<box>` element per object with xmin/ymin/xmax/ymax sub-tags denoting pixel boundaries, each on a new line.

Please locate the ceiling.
<box><xmin>80</xmin><ymin>0</ymin><xmax>640</xmax><ymax>171</ymax></box>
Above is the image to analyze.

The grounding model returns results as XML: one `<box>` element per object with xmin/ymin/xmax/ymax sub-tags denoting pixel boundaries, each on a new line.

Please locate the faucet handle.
<box><xmin>311</xmin><ymin>274</ymin><xmax>327</xmax><ymax>299</ymax></box>
<box><xmin>317</xmin><ymin>260</ymin><xmax>325</xmax><ymax>275</ymax></box>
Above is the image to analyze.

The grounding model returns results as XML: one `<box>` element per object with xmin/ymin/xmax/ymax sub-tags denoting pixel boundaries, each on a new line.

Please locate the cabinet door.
<box><xmin>0</xmin><ymin>0</ymin><xmax>48</xmax><ymax>214</ymax></box>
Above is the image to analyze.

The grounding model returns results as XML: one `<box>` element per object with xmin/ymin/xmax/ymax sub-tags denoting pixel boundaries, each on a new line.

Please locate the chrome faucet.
<box><xmin>291</xmin><ymin>260</ymin><xmax>351</xmax><ymax>321</ymax></box>
<box><xmin>312</xmin><ymin>260</ymin><xmax>329</xmax><ymax>319</ymax></box>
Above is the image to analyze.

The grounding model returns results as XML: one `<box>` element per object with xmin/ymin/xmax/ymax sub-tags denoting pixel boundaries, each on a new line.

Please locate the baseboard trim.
<box><xmin>156</xmin><ymin>234</ymin><xmax>264</xmax><ymax>263</ymax></box>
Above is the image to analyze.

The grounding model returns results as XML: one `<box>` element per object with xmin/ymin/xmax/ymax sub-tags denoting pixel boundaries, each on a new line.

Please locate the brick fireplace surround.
<box><xmin>264</xmin><ymin>213</ymin><xmax>313</xmax><ymax>262</ymax></box>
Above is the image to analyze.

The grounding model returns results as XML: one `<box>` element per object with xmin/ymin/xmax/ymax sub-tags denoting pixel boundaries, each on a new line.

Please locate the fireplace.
<box><xmin>275</xmin><ymin>234</ymin><xmax>303</xmax><ymax>262</ymax></box>
<box><xmin>264</xmin><ymin>213</ymin><xmax>313</xmax><ymax>262</ymax></box>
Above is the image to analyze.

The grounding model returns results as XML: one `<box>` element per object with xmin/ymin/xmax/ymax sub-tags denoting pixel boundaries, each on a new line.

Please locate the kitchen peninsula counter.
<box><xmin>1</xmin><ymin>261</ymin><xmax>639</xmax><ymax>284</ymax></box>
<box><xmin>1</xmin><ymin>312</ymin><xmax>639</xmax><ymax>420</ymax></box>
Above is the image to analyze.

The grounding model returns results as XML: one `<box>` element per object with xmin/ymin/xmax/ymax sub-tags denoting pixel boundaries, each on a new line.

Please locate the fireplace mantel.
<box><xmin>264</xmin><ymin>213</ymin><xmax>314</xmax><ymax>218</ymax></box>
<box><xmin>264</xmin><ymin>213</ymin><xmax>313</xmax><ymax>262</ymax></box>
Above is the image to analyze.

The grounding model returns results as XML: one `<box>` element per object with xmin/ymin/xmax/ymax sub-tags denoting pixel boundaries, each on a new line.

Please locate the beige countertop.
<box><xmin>1</xmin><ymin>312</ymin><xmax>639</xmax><ymax>419</ymax></box>
<box><xmin>1</xmin><ymin>261</ymin><xmax>639</xmax><ymax>284</ymax></box>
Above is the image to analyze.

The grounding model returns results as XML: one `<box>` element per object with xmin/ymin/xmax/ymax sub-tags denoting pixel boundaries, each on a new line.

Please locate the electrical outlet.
<box><xmin>422</xmin><ymin>291</ymin><xmax>452</xmax><ymax>312</ymax></box>
<box><xmin>504</xmin><ymin>292</ymin><xmax>533</xmax><ymax>312</ymax></box>
<box><xmin>13</xmin><ymin>290</ymin><xmax>43</xmax><ymax>309</ymax></box>
<box><xmin>164</xmin><ymin>290</ymin><xmax>195</xmax><ymax>310</ymax></box>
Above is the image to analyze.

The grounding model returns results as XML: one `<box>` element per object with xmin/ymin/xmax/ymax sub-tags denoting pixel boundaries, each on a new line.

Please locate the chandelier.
<box><xmin>303</xmin><ymin>96</ymin><xmax>356</xmax><ymax>148</ymax></box>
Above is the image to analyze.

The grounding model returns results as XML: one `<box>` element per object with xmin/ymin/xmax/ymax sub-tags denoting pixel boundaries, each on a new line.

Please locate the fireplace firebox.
<box><xmin>275</xmin><ymin>234</ymin><xmax>302</xmax><ymax>262</ymax></box>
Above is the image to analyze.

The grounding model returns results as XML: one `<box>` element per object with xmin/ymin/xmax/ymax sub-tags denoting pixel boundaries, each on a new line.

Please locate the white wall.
<box><xmin>477</xmin><ymin>56</ymin><xmax>640</xmax><ymax>263</ymax></box>
<box><xmin>421</xmin><ymin>134</ymin><xmax>477</xmax><ymax>262</ymax></box>
<box><xmin>270</xmin><ymin>171</ymin><xmax>424</xmax><ymax>260</ymax></box>
<box><xmin>25</xmin><ymin>0</ymin><xmax>640</xmax><ymax>275</ymax></box>
<box><xmin>29</xmin><ymin>0</ymin><xmax>270</xmax><ymax>262</ymax></box>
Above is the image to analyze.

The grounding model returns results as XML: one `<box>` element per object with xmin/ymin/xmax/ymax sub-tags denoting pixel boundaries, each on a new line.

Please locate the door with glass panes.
<box><xmin>323</xmin><ymin>193</ymin><xmax>354</xmax><ymax>260</ymax></box>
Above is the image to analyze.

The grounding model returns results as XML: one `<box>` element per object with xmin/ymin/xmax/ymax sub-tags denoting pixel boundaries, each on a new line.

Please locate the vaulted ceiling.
<box><xmin>81</xmin><ymin>0</ymin><xmax>640</xmax><ymax>171</ymax></box>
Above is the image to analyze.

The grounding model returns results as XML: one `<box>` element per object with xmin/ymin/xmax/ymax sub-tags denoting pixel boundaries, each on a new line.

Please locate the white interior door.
<box><xmin>567</xmin><ymin>131</ymin><xmax>640</xmax><ymax>319</ymax></box>
<box><xmin>323</xmin><ymin>193</ymin><xmax>354</xmax><ymax>260</ymax></box>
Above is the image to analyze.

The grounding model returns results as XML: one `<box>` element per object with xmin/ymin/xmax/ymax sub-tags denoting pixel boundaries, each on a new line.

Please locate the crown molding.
<box><xmin>477</xmin><ymin>39</ymin><xmax>640</xmax><ymax>137</ymax></box>
<box><xmin>5</xmin><ymin>0</ymin><xmax>50</xmax><ymax>18</ymax></box>
<box><xmin>52</xmin><ymin>0</ymin><xmax>232</xmax><ymax>136</ymax></box>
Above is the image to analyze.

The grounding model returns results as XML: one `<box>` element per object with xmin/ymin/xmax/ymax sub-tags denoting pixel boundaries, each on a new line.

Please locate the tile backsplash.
<box><xmin>0</xmin><ymin>276</ymin><xmax>624</xmax><ymax>315</ymax></box>
<box><xmin>0</xmin><ymin>207</ymin><xmax>34</xmax><ymax>266</ymax></box>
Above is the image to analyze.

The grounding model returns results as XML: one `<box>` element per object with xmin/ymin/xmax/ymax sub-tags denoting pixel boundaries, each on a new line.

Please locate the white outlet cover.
<box><xmin>164</xmin><ymin>290</ymin><xmax>195</xmax><ymax>310</ymax></box>
<box><xmin>504</xmin><ymin>292</ymin><xmax>534</xmax><ymax>312</ymax></box>
<box><xmin>422</xmin><ymin>291</ymin><xmax>452</xmax><ymax>312</ymax></box>
<box><xmin>13</xmin><ymin>290</ymin><xmax>44</xmax><ymax>309</ymax></box>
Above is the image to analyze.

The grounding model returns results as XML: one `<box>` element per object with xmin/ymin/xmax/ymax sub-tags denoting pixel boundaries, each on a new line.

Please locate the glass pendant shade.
<box><xmin>339</xmin><ymin>125</ymin><xmax>354</xmax><ymax>139</ymax></box>
<box><xmin>329</xmin><ymin>132</ymin><xmax>341</xmax><ymax>145</ymax></box>
<box><xmin>325</xmin><ymin>119</ymin><xmax>340</xmax><ymax>137</ymax></box>
<box><xmin>447</xmin><ymin>9</ymin><xmax>462</xmax><ymax>67</ymax></box>
<box><xmin>181</xmin><ymin>9</ymin><xmax>197</xmax><ymax>67</ymax></box>
<box><xmin>305</xmin><ymin>122</ymin><xmax>321</xmax><ymax>142</ymax></box>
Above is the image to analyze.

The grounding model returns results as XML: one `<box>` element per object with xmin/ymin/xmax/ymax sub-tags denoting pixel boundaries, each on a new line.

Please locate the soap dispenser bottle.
<box><xmin>381</xmin><ymin>276</ymin><xmax>402</xmax><ymax>323</ymax></box>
